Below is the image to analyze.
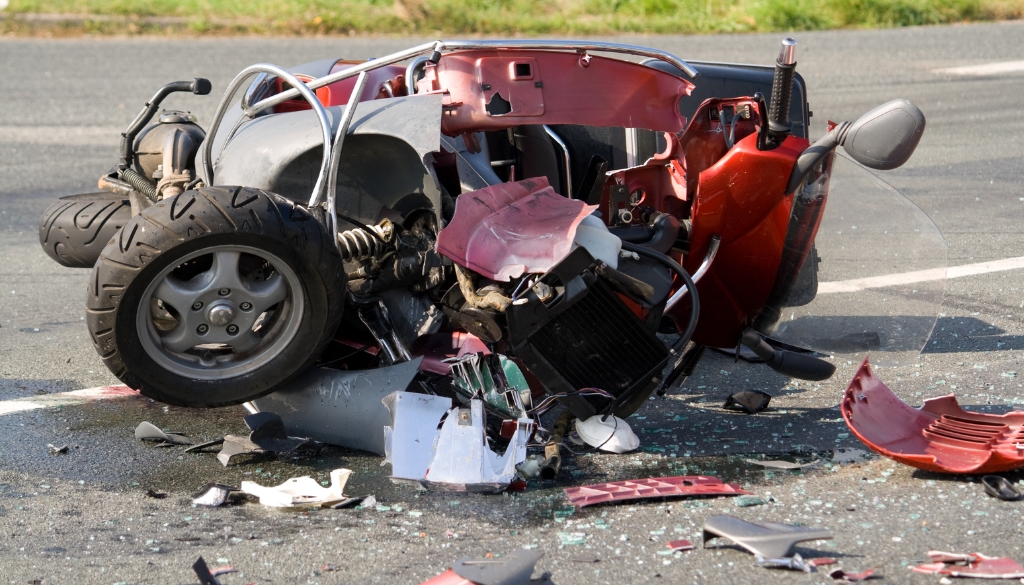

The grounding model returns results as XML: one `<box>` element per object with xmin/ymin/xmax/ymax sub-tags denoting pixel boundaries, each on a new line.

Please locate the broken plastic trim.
<box><xmin>564</xmin><ymin>476</ymin><xmax>750</xmax><ymax>508</ymax></box>
<box><xmin>842</xmin><ymin>358</ymin><xmax>1024</xmax><ymax>474</ymax></box>
<box><xmin>702</xmin><ymin>515</ymin><xmax>832</xmax><ymax>558</ymax></box>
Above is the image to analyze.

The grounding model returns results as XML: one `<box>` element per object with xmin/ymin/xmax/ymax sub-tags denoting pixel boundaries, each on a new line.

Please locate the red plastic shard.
<box><xmin>436</xmin><ymin>177</ymin><xmax>597</xmax><ymax>282</ymax></box>
<box><xmin>810</xmin><ymin>558</ymin><xmax>838</xmax><ymax>568</ymax></box>
<box><xmin>666</xmin><ymin>539</ymin><xmax>695</xmax><ymax>552</ymax></box>
<box><xmin>564</xmin><ymin>475</ymin><xmax>750</xmax><ymax>508</ymax></box>
<box><xmin>418</xmin><ymin>570</ymin><xmax>474</xmax><ymax>585</ymax></box>
<box><xmin>842</xmin><ymin>358</ymin><xmax>1024</xmax><ymax>474</ymax></box>
<box><xmin>910</xmin><ymin>551</ymin><xmax>1024</xmax><ymax>579</ymax></box>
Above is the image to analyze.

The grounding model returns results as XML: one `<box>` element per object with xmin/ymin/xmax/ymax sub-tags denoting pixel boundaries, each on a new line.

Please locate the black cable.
<box><xmin>619</xmin><ymin>241</ymin><xmax>701</xmax><ymax>394</ymax></box>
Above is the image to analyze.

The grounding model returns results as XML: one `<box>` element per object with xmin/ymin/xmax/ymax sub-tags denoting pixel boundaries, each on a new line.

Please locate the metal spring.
<box><xmin>337</xmin><ymin>224</ymin><xmax>390</xmax><ymax>260</ymax></box>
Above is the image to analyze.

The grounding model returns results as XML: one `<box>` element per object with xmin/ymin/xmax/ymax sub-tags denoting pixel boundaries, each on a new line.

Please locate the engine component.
<box><xmin>507</xmin><ymin>247</ymin><xmax>670</xmax><ymax>419</ymax></box>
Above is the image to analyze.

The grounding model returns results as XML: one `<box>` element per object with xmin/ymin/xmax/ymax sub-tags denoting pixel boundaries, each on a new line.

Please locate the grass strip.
<box><xmin>3</xmin><ymin>0</ymin><xmax>1024</xmax><ymax>36</ymax></box>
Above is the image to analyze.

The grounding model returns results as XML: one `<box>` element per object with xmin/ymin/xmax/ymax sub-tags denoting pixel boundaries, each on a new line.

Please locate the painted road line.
<box><xmin>819</xmin><ymin>256</ymin><xmax>1024</xmax><ymax>294</ymax></box>
<box><xmin>0</xmin><ymin>385</ymin><xmax>136</xmax><ymax>416</ymax></box>
<box><xmin>933</xmin><ymin>60</ymin><xmax>1024</xmax><ymax>76</ymax></box>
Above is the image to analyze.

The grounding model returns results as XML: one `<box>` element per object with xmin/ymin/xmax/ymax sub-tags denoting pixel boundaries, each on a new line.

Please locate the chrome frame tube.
<box><xmin>200</xmin><ymin>64</ymin><xmax>333</xmax><ymax>204</ymax></box>
<box><xmin>542</xmin><ymin>125</ymin><xmax>572</xmax><ymax>199</ymax></box>
<box><xmin>405</xmin><ymin>55</ymin><xmax>430</xmax><ymax>95</ymax></box>
<box><xmin>666</xmin><ymin>235</ymin><xmax>720</xmax><ymax>310</ymax></box>
<box><xmin>323</xmin><ymin>71</ymin><xmax>370</xmax><ymax>255</ymax></box>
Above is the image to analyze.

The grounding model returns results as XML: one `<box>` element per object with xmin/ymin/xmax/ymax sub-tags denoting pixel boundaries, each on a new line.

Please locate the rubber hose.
<box><xmin>619</xmin><ymin>242</ymin><xmax>700</xmax><ymax>349</ymax></box>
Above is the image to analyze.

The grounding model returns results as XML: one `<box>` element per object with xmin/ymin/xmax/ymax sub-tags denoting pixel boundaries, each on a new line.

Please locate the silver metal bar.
<box><xmin>405</xmin><ymin>55</ymin><xmax>430</xmax><ymax>95</ymax></box>
<box><xmin>200</xmin><ymin>64</ymin><xmax>333</xmax><ymax>200</ymax></box>
<box><xmin>322</xmin><ymin>71</ymin><xmax>370</xmax><ymax>256</ymax></box>
<box><xmin>665</xmin><ymin>235</ymin><xmax>720</xmax><ymax>311</ymax></box>
<box><xmin>246</xmin><ymin>41</ymin><xmax>442</xmax><ymax>117</ymax></box>
<box><xmin>542</xmin><ymin>124</ymin><xmax>572</xmax><ymax>199</ymax></box>
<box><xmin>244</xmin><ymin>39</ymin><xmax>698</xmax><ymax>118</ymax></box>
<box><xmin>624</xmin><ymin>127</ymin><xmax>639</xmax><ymax>168</ymax></box>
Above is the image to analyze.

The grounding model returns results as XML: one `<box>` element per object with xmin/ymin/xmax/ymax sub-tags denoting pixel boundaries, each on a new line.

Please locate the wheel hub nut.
<box><xmin>218</xmin><ymin>288</ymin><xmax>231</xmax><ymax>296</ymax></box>
<box><xmin>240</xmin><ymin>302</ymin><xmax>252</xmax><ymax>311</ymax></box>
<box><xmin>197</xmin><ymin>324</ymin><xmax>209</xmax><ymax>334</ymax></box>
<box><xmin>226</xmin><ymin>324</ymin><xmax>239</xmax><ymax>335</ymax></box>
<box><xmin>192</xmin><ymin>301</ymin><xmax>203</xmax><ymax>311</ymax></box>
<box><xmin>207</xmin><ymin>301</ymin><xmax>236</xmax><ymax>327</ymax></box>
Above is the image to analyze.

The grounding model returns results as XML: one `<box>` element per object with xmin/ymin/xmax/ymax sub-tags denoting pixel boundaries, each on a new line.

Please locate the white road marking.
<box><xmin>933</xmin><ymin>60</ymin><xmax>1024</xmax><ymax>76</ymax></box>
<box><xmin>0</xmin><ymin>385</ymin><xmax>136</xmax><ymax>416</ymax></box>
<box><xmin>819</xmin><ymin>256</ymin><xmax>1024</xmax><ymax>294</ymax></box>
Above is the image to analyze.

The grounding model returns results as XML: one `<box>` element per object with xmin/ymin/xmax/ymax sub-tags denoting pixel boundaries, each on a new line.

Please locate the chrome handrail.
<box><xmin>666</xmin><ymin>235</ymin><xmax>720</xmax><ymax>310</ymax></box>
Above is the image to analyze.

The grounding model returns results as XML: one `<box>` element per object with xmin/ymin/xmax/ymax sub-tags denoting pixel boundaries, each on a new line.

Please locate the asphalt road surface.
<box><xmin>2</xmin><ymin>22</ymin><xmax>1024</xmax><ymax>585</ymax></box>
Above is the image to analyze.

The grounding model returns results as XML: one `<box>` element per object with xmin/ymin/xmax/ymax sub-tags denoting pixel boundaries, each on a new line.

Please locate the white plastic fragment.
<box><xmin>240</xmin><ymin>468</ymin><xmax>351</xmax><ymax>509</ymax></box>
<box><xmin>424</xmin><ymin>400</ymin><xmax>531</xmax><ymax>492</ymax></box>
<box><xmin>575</xmin><ymin>415</ymin><xmax>640</xmax><ymax>453</ymax></box>
<box><xmin>383</xmin><ymin>392</ymin><xmax>452</xmax><ymax>482</ymax></box>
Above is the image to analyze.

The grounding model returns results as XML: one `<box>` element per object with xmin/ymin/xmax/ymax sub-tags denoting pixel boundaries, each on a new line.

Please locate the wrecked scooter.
<box><xmin>39</xmin><ymin>38</ymin><xmax>941</xmax><ymax>445</ymax></box>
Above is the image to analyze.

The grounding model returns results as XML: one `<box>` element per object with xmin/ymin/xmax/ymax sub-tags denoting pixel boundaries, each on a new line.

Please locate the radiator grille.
<box><xmin>528</xmin><ymin>280</ymin><xmax>668</xmax><ymax>397</ymax></box>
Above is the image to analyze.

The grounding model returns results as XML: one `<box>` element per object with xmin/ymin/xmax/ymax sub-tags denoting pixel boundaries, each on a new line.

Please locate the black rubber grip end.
<box><xmin>192</xmin><ymin>78</ymin><xmax>212</xmax><ymax>95</ymax></box>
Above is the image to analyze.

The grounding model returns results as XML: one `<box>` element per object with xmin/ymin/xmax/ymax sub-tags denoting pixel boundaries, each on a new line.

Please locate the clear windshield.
<box><xmin>760</xmin><ymin>154</ymin><xmax>946</xmax><ymax>366</ymax></box>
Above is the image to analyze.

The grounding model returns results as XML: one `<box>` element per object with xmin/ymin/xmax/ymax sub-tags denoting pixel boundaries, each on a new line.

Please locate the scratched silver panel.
<box><xmin>251</xmin><ymin>357</ymin><xmax>422</xmax><ymax>455</ymax></box>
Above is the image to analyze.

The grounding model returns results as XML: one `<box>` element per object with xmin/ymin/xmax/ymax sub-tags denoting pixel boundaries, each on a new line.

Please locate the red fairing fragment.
<box><xmin>666</xmin><ymin>539</ymin><xmax>695</xmax><ymax>552</ymax></box>
<box><xmin>418</xmin><ymin>570</ymin><xmax>474</xmax><ymax>585</ymax></box>
<box><xmin>910</xmin><ymin>551</ymin><xmax>1024</xmax><ymax>579</ymax></box>
<box><xmin>564</xmin><ymin>475</ymin><xmax>750</xmax><ymax>508</ymax></box>
<box><xmin>841</xmin><ymin>358</ymin><xmax>1024</xmax><ymax>474</ymax></box>
<box><xmin>435</xmin><ymin>177</ymin><xmax>597</xmax><ymax>282</ymax></box>
<box><xmin>829</xmin><ymin>568</ymin><xmax>877</xmax><ymax>581</ymax></box>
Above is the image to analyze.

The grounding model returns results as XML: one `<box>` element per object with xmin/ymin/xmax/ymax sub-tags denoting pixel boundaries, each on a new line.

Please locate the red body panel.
<box><xmin>272</xmin><ymin>63</ymin><xmax>407</xmax><ymax>113</ymax></box>
<box><xmin>420</xmin><ymin>50</ymin><xmax>693</xmax><ymax>137</ymax></box>
<box><xmin>676</xmin><ymin>132</ymin><xmax>808</xmax><ymax>348</ymax></box>
<box><xmin>843</xmin><ymin>358</ymin><xmax>1024</xmax><ymax>474</ymax></box>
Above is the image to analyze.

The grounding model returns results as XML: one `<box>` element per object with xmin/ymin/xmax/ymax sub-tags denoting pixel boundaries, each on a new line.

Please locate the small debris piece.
<box><xmin>47</xmin><ymin>443</ymin><xmax>68</xmax><ymax>455</ymax></box>
<box><xmin>321</xmin><ymin>563</ymin><xmax>341</xmax><ymax>572</ymax></box>
<box><xmin>216</xmin><ymin>435</ymin><xmax>263</xmax><ymax>467</ymax></box>
<box><xmin>241</xmin><ymin>468</ymin><xmax>350</xmax><ymax>509</ymax></box>
<box><xmin>184</xmin><ymin>439</ymin><xmax>224</xmax><ymax>453</ymax></box>
<box><xmin>723</xmin><ymin>390</ymin><xmax>771</xmax><ymax>414</ymax></box>
<box><xmin>756</xmin><ymin>553</ymin><xmax>812</xmax><ymax>572</ymax></box>
<box><xmin>734</xmin><ymin>495</ymin><xmax>766</xmax><ymax>507</ymax></box>
<box><xmin>571</xmin><ymin>555</ymin><xmax>601</xmax><ymax>563</ymax></box>
<box><xmin>666</xmin><ymin>539</ymin><xmax>694</xmax><ymax>552</ymax></box>
<box><xmin>135</xmin><ymin>421</ymin><xmax>192</xmax><ymax>445</ymax></box>
<box><xmin>744</xmin><ymin>459</ymin><xmax>820</xmax><ymax>470</ymax></box>
<box><xmin>210</xmin><ymin>566</ymin><xmax>237</xmax><ymax>577</ymax></box>
<box><xmin>703</xmin><ymin>515</ymin><xmax>832</xmax><ymax>558</ymax></box>
<box><xmin>244</xmin><ymin>411</ymin><xmax>310</xmax><ymax>453</ymax></box>
<box><xmin>329</xmin><ymin>495</ymin><xmax>373</xmax><ymax>509</ymax></box>
<box><xmin>982</xmin><ymin>475</ymin><xmax>1021</xmax><ymax>501</ymax></box>
<box><xmin>810</xmin><ymin>558</ymin><xmax>839</xmax><ymax>568</ymax></box>
<box><xmin>145</xmin><ymin>489</ymin><xmax>168</xmax><ymax>499</ymax></box>
<box><xmin>831</xmin><ymin>448</ymin><xmax>868</xmax><ymax>465</ymax></box>
<box><xmin>192</xmin><ymin>556</ymin><xmax>221</xmax><ymax>585</ymax></box>
<box><xmin>911</xmin><ymin>551</ymin><xmax>1024</xmax><ymax>579</ymax></box>
<box><xmin>453</xmin><ymin>547</ymin><xmax>544</xmax><ymax>584</ymax></box>
<box><xmin>557</xmin><ymin>532</ymin><xmax>587</xmax><ymax>545</ymax></box>
<box><xmin>842</xmin><ymin>358</ymin><xmax>1024</xmax><ymax>474</ymax></box>
<box><xmin>574</xmin><ymin>415</ymin><xmax>640</xmax><ymax>453</ymax></box>
<box><xmin>564</xmin><ymin>475</ymin><xmax>750</xmax><ymax>508</ymax></box>
<box><xmin>192</xmin><ymin>483</ymin><xmax>238</xmax><ymax>507</ymax></box>
<box><xmin>829</xmin><ymin>568</ymin><xmax>878</xmax><ymax>581</ymax></box>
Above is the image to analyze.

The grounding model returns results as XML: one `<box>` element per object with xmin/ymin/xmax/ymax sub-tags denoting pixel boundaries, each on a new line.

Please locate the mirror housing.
<box><xmin>841</xmin><ymin>99</ymin><xmax>925</xmax><ymax>170</ymax></box>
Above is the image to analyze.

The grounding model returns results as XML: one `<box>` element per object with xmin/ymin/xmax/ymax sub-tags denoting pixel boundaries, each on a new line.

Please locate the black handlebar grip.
<box><xmin>768</xmin><ymin>38</ymin><xmax>797</xmax><ymax>134</ymax></box>
<box><xmin>192</xmin><ymin>78</ymin><xmax>212</xmax><ymax>95</ymax></box>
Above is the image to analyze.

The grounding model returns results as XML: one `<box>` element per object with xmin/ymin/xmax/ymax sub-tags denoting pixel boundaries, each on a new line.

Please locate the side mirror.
<box><xmin>841</xmin><ymin>99</ymin><xmax>925</xmax><ymax>170</ymax></box>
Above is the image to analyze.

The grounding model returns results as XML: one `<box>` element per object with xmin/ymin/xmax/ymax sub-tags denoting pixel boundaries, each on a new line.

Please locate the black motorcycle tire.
<box><xmin>39</xmin><ymin>192</ymin><xmax>132</xmax><ymax>268</ymax></box>
<box><xmin>86</xmin><ymin>186</ymin><xmax>346</xmax><ymax>408</ymax></box>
